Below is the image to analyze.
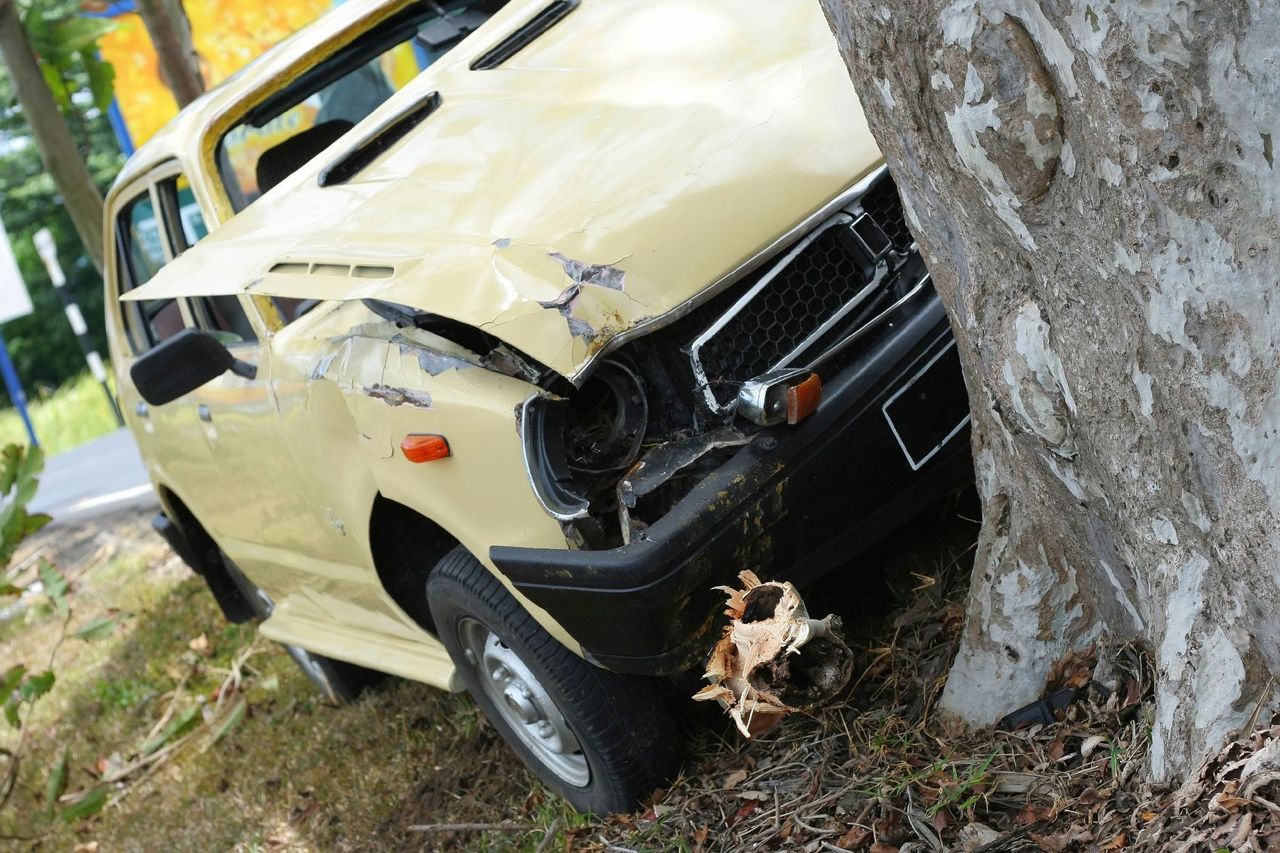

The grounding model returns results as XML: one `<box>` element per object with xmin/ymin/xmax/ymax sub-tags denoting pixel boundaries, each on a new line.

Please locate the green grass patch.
<box><xmin>0</xmin><ymin>372</ymin><xmax>119</xmax><ymax>457</ymax></box>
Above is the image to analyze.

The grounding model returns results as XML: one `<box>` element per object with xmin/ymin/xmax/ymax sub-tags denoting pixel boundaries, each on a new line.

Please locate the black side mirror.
<box><xmin>130</xmin><ymin>328</ymin><xmax>256</xmax><ymax>406</ymax></box>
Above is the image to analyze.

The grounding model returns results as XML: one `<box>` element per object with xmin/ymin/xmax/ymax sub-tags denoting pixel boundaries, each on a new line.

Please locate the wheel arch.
<box><xmin>367</xmin><ymin>493</ymin><xmax>460</xmax><ymax>636</ymax></box>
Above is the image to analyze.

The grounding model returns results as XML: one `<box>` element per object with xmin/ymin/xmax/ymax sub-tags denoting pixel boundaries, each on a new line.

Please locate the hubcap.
<box><xmin>458</xmin><ymin>617</ymin><xmax>590</xmax><ymax>787</ymax></box>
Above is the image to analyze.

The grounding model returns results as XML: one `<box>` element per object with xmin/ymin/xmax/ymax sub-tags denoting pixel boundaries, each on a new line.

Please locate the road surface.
<box><xmin>30</xmin><ymin>428</ymin><xmax>157</xmax><ymax>525</ymax></box>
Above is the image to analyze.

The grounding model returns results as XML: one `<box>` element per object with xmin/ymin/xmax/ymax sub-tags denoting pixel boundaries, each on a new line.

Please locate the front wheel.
<box><xmin>427</xmin><ymin>547</ymin><xmax>681</xmax><ymax>814</ymax></box>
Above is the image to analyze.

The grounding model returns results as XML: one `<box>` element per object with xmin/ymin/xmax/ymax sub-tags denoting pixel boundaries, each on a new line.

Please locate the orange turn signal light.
<box><xmin>785</xmin><ymin>374</ymin><xmax>822</xmax><ymax>425</ymax></box>
<box><xmin>401</xmin><ymin>434</ymin><xmax>450</xmax><ymax>463</ymax></box>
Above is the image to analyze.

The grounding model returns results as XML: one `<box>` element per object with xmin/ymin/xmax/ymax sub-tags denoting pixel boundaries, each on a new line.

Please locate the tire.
<box><xmin>221</xmin><ymin>552</ymin><xmax>381</xmax><ymax>703</ymax></box>
<box><xmin>427</xmin><ymin>546</ymin><xmax>682</xmax><ymax>815</ymax></box>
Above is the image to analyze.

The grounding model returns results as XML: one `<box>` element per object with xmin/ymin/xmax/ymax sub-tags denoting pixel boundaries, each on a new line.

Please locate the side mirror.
<box><xmin>130</xmin><ymin>328</ymin><xmax>256</xmax><ymax>406</ymax></box>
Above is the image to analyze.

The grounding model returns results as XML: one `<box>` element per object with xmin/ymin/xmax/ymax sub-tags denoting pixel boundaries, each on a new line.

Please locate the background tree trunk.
<box><xmin>819</xmin><ymin>0</ymin><xmax>1280</xmax><ymax>781</ymax></box>
<box><xmin>136</xmin><ymin>0</ymin><xmax>203</xmax><ymax>108</ymax></box>
<box><xmin>0</xmin><ymin>0</ymin><xmax>103</xmax><ymax>271</ymax></box>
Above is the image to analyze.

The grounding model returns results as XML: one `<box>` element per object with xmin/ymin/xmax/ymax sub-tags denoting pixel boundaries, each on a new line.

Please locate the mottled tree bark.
<box><xmin>0</xmin><ymin>0</ymin><xmax>104</xmax><ymax>271</ymax></box>
<box><xmin>820</xmin><ymin>0</ymin><xmax>1280</xmax><ymax>781</ymax></box>
<box><xmin>136</xmin><ymin>0</ymin><xmax>203</xmax><ymax>108</ymax></box>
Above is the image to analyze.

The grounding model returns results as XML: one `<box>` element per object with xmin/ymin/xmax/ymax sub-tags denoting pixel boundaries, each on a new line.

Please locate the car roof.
<box><xmin>107</xmin><ymin>0</ymin><xmax>412</xmax><ymax>203</ymax></box>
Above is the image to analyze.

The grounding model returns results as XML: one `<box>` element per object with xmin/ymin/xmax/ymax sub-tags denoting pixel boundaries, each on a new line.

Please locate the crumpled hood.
<box><xmin>123</xmin><ymin>0</ymin><xmax>881</xmax><ymax>382</ymax></box>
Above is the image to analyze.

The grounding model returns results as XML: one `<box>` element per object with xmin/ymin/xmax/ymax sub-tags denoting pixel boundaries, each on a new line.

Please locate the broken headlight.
<box><xmin>520</xmin><ymin>361</ymin><xmax>648</xmax><ymax>523</ymax></box>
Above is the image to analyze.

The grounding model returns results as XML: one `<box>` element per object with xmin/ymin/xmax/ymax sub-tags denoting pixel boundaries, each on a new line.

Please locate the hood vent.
<box><xmin>469</xmin><ymin>0</ymin><xmax>578</xmax><ymax>70</ymax></box>
<box><xmin>268</xmin><ymin>261</ymin><xmax>395</xmax><ymax>280</ymax></box>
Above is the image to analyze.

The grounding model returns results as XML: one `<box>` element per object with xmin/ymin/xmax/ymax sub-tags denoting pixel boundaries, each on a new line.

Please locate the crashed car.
<box><xmin>105</xmin><ymin>0</ymin><xmax>973</xmax><ymax>813</ymax></box>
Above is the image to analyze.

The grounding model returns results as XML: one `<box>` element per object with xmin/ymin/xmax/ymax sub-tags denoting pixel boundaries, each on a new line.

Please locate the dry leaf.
<box><xmin>1100</xmin><ymin>832</ymin><xmax>1127</xmax><ymax>850</ymax></box>
<box><xmin>723</xmin><ymin>767</ymin><xmax>749</xmax><ymax>789</ymax></box>
<box><xmin>1080</xmin><ymin>735</ymin><xmax>1107</xmax><ymax>759</ymax></box>
<box><xmin>836</xmin><ymin>826</ymin><xmax>870</xmax><ymax>848</ymax></box>
<box><xmin>731</xmin><ymin>801</ymin><xmax>761</xmax><ymax>824</ymax></box>
<box><xmin>1215</xmin><ymin>795</ymin><xmax>1254</xmax><ymax>812</ymax></box>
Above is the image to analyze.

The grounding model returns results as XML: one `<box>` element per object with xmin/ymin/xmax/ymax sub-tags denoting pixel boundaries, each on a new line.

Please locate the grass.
<box><xmin>0</xmin><ymin>511</ymin><xmax>574</xmax><ymax>851</ymax></box>
<box><xmin>0</xmin><ymin>372</ymin><xmax>121</xmax><ymax>457</ymax></box>
<box><xmin>0</xmin><ymin>501</ymin><xmax>1256</xmax><ymax>851</ymax></box>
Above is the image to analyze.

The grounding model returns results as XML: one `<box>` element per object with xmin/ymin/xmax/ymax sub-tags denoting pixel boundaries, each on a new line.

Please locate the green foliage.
<box><xmin>0</xmin><ymin>441</ymin><xmax>117</xmax><ymax>825</ymax></box>
<box><xmin>0</xmin><ymin>1</ymin><xmax>124</xmax><ymax>399</ymax></box>
<box><xmin>55</xmin><ymin>784</ymin><xmax>107</xmax><ymax>821</ymax></box>
<box><xmin>20</xmin><ymin>4</ymin><xmax>116</xmax><ymax>112</ymax></box>
<box><xmin>140</xmin><ymin>705</ymin><xmax>201</xmax><ymax>756</ymax></box>
<box><xmin>0</xmin><ymin>372</ymin><xmax>121</xmax><ymax>455</ymax></box>
<box><xmin>43</xmin><ymin>748</ymin><xmax>67</xmax><ymax>817</ymax></box>
<box><xmin>72</xmin><ymin>613</ymin><xmax>117</xmax><ymax>641</ymax></box>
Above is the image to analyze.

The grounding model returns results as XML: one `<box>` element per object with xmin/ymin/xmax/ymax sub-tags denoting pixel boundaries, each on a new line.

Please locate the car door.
<box><xmin>150</xmin><ymin>174</ymin><xmax>315</xmax><ymax>566</ymax></box>
<box><xmin>152</xmin><ymin>175</ymin><xmax>395</xmax><ymax>630</ymax></box>
<box><xmin>107</xmin><ymin>175</ymin><xmax>216</xmax><ymax>521</ymax></box>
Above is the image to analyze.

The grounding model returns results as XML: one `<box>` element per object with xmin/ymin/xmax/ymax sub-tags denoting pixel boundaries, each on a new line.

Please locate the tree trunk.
<box><xmin>0</xmin><ymin>0</ymin><xmax>104</xmax><ymax>271</ymax></box>
<box><xmin>819</xmin><ymin>0</ymin><xmax>1280</xmax><ymax>781</ymax></box>
<box><xmin>136</xmin><ymin>0</ymin><xmax>203</xmax><ymax>108</ymax></box>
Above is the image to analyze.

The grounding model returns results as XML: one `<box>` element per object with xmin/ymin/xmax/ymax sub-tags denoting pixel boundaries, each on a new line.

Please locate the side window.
<box><xmin>157</xmin><ymin>175</ymin><xmax>257</xmax><ymax>346</ymax></box>
<box><xmin>117</xmin><ymin>191</ymin><xmax>185</xmax><ymax>351</ymax></box>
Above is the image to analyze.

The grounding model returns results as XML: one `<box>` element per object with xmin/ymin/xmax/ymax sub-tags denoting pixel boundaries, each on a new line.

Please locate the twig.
<box><xmin>0</xmin><ymin>604</ymin><xmax>72</xmax><ymax>812</ymax></box>
<box><xmin>534</xmin><ymin>816</ymin><xmax>563</xmax><ymax>853</ymax></box>
<box><xmin>140</xmin><ymin>666</ymin><xmax>194</xmax><ymax>746</ymax></box>
<box><xmin>407</xmin><ymin>821</ymin><xmax>529</xmax><ymax>833</ymax></box>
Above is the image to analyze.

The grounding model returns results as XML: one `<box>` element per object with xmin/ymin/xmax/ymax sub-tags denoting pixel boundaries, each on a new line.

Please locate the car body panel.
<box><xmin>119</xmin><ymin>0</ymin><xmax>881</xmax><ymax>382</ymax></box>
<box><xmin>176</xmin><ymin>295</ymin><xmax>583</xmax><ymax>684</ymax></box>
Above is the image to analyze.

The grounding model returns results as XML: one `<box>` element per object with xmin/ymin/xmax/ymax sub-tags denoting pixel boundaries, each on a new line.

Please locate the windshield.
<box><xmin>217</xmin><ymin>0</ymin><xmax>507</xmax><ymax>212</ymax></box>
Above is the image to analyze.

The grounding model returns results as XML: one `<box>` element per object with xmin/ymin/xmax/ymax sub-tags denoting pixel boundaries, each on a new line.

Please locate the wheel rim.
<box><xmin>458</xmin><ymin>617</ymin><xmax>590</xmax><ymax>787</ymax></box>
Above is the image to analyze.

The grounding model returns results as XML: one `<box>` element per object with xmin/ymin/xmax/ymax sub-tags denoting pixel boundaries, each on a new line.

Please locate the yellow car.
<box><xmin>106</xmin><ymin>0</ymin><xmax>972</xmax><ymax>813</ymax></box>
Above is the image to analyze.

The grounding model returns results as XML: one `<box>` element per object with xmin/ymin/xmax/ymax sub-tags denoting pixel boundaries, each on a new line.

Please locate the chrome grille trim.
<box><xmin>686</xmin><ymin>169</ymin><xmax>917</xmax><ymax>414</ymax></box>
<box><xmin>687</xmin><ymin>213</ymin><xmax>853</xmax><ymax>413</ymax></box>
<box><xmin>570</xmin><ymin>164</ymin><xmax>890</xmax><ymax>386</ymax></box>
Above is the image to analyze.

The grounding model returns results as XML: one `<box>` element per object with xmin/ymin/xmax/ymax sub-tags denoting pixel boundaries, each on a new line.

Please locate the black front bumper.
<box><xmin>490</xmin><ymin>293</ymin><xmax>973</xmax><ymax>676</ymax></box>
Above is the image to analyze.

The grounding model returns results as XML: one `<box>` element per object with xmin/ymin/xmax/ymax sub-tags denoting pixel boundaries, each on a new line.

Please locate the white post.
<box><xmin>33</xmin><ymin>228</ymin><xmax>124</xmax><ymax>426</ymax></box>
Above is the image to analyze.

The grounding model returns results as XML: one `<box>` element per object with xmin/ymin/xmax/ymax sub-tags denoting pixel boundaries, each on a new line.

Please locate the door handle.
<box><xmin>135</xmin><ymin>401</ymin><xmax>149</xmax><ymax>419</ymax></box>
<box><xmin>197</xmin><ymin>404</ymin><xmax>212</xmax><ymax>423</ymax></box>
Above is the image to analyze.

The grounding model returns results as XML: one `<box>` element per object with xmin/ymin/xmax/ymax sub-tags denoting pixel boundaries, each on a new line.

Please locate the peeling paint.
<box><xmin>363</xmin><ymin>384</ymin><xmax>432</xmax><ymax>408</ymax></box>
<box><xmin>548</xmin><ymin>252</ymin><xmax>626</xmax><ymax>294</ymax></box>
<box><xmin>535</xmin><ymin>253</ymin><xmax>630</xmax><ymax>341</ymax></box>
<box><xmin>396</xmin><ymin>341</ymin><xmax>474</xmax><ymax>376</ymax></box>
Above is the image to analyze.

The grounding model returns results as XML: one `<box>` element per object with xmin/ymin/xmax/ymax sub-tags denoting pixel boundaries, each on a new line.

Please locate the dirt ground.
<box><xmin>2</xmin><ymin>500</ymin><xmax>1277</xmax><ymax>851</ymax></box>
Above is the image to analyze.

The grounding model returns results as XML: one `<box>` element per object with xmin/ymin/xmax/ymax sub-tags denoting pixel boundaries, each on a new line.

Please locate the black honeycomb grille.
<box><xmin>694</xmin><ymin>222</ymin><xmax>868</xmax><ymax>395</ymax></box>
<box><xmin>860</xmin><ymin>175</ymin><xmax>914</xmax><ymax>252</ymax></box>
